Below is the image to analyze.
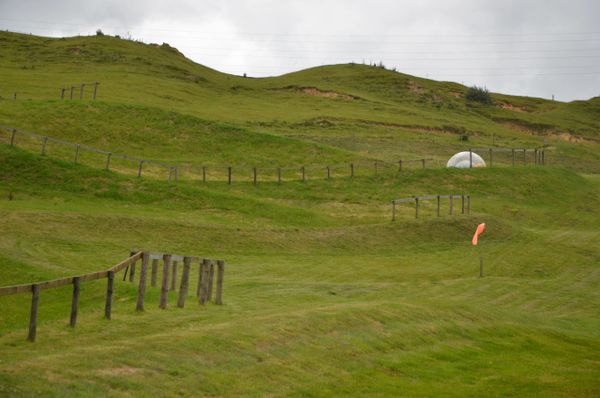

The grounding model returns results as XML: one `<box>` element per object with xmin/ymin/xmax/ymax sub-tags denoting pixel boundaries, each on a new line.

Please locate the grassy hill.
<box><xmin>0</xmin><ymin>31</ymin><xmax>599</xmax><ymax>397</ymax></box>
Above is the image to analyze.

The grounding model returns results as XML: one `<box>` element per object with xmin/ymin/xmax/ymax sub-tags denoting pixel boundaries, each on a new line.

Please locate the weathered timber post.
<box><xmin>74</xmin><ymin>144</ymin><xmax>80</xmax><ymax>164</ymax></box>
<box><xmin>374</xmin><ymin>161</ymin><xmax>378</xmax><ymax>176</ymax></box>
<box><xmin>70</xmin><ymin>86</ymin><xmax>75</xmax><ymax>99</ymax></box>
<box><xmin>449</xmin><ymin>195</ymin><xmax>454</xmax><ymax>215</ymax></box>
<box><xmin>79</xmin><ymin>84</ymin><xmax>85</xmax><ymax>100</ymax></box>
<box><xmin>207</xmin><ymin>261</ymin><xmax>215</xmax><ymax>301</ymax></box>
<box><xmin>228</xmin><ymin>167</ymin><xmax>232</xmax><ymax>185</ymax></box>
<box><xmin>326</xmin><ymin>166</ymin><xmax>330</xmax><ymax>179</ymax></box>
<box><xmin>93</xmin><ymin>82</ymin><xmax>99</xmax><ymax>100</ymax></box>
<box><xmin>278</xmin><ymin>167</ymin><xmax>282</xmax><ymax>184</ymax></box>
<box><xmin>350</xmin><ymin>163</ymin><xmax>355</xmax><ymax>178</ymax></box>
<box><xmin>437</xmin><ymin>195</ymin><xmax>441</xmax><ymax>217</ymax></box>
<box><xmin>469</xmin><ymin>149</ymin><xmax>473</xmax><ymax>168</ymax></box>
<box><xmin>10</xmin><ymin>129</ymin><xmax>16</xmax><ymax>146</ymax></box>
<box><xmin>489</xmin><ymin>148</ymin><xmax>493</xmax><ymax>167</ymax></box>
<box><xmin>467</xmin><ymin>195</ymin><xmax>471</xmax><ymax>214</ymax></box>
<box><xmin>391</xmin><ymin>200</ymin><xmax>396</xmax><ymax>222</ymax></box>
<box><xmin>105</xmin><ymin>271</ymin><xmax>114</xmax><ymax>320</ymax></box>
<box><xmin>137</xmin><ymin>160</ymin><xmax>144</xmax><ymax>178</ymax></box>
<box><xmin>422</xmin><ymin>159</ymin><xmax>426</xmax><ymax>169</ymax></box>
<box><xmin>61</xmin><ymin>88</ymin><xmax>65</xmax><ymax>99</ymax></box>
<box><xmin>160</xmin><ymin>254</ymin><xmax>171</xmax><ymax>309</ymax></box>
<box><xmin>534</xmin><ymin>149</ymin><xmax>538</xmax><ymax>165</ymax></box>
<box><xmin>151</xmin><ymin>258</ymin><xmax>158</xmax><ymax>287</ymax></box>
<box><xmin>196</xmin><ymin>260</ymin><xmax>204</xmax><ymax>298</ymax></box>
<box><xmin>523</xmin><ymin>148</ymin><xmax>527</xmax><ymax>166</ymax></box>
<box><xmin>128</xmin><ymin>251</ymin><xmax>137</xmax><ymax>282</ymax></box>
<box><xmin>27</xmin><ymin>284</ymin><xmax>40</xmax><ymax>342</ymax></box>
<box><xmin>512</xmin><ymin>149</ymin><xmax>516</xmax><ymax>167</ymax></box>
<box><xmin>461</xmin><ymin>195</ymin><xmax>465</xmax><ymax>214</ymax></box>
<box><xmin>69</xmin><ymin>277</ymin><xmax>80</xmax><ymax>328</ymax></box>
<box><xmin>215</xmin><ymin>260</ymin><xmax>225</xmax><ymax>305</ymax></box>
<box><xmin>301</xmin><ymin>166</ymin><xmax>306</xmax><ymax>182</ymax></box>
<box><xmin>13</xmin><ymin>92</ymin><xmax>16</xmax><ymax>100</ymax></box>
<box><xmin>253</xmin><ymin>167</ymin><xmax>257</xmax><ymax>185</ymax></box>
<box><xmin>136</xmin><ymin>251</ymin><xmax>150</xmax><ymax>312</ymax></box>
<box><xmin>41</xmin><ymin>136</ymin><xmax>48</xmax><ymax>155</ymax></box>
<box><xmin>542</xmin><ymin>150</ymin><xmax>545</xmax><ymax>165</ymax></box>
<box><xmin>177</xmin><ymin>257</ymin><xmax>192</xmax><ymax>308</ymax></box>
<box><xmin>170</xmin><ymin>260</ymin><xmax>178</xmax><ymax>292</ymax></box>
<box><xmin>199</xmin><ymin>259</ymin><xmax>210</xmax><ymax>305</ymax></box>
<box><xmin>105</xmin><ymin>153</ymin><xmax>112</xmax><ymax>170</ymax></box>
<box><xmin>202</xmin><ymin>166</ymin><xmax>207</xmax><ymax>182</ymax></box>
<box><xmin>398</xmin><ymin>160</ymin><xmax>403</xmax><ymax>172</ymax></box>
<box><xmin>415</xmin><ymin>197</ymin><xmax>420</xmax><ymax>219</ymax></box>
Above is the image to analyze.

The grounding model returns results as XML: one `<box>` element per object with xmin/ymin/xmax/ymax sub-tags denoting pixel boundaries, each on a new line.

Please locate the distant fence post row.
<box><xmin>468</xmin><ymin>147</ymin><xmax>546</xmax><ymax>167</ymax></box>
<box><xmin>60</xmin><ymin>82</ymin><xmax>100</xmax><ymax>100</ymax></box>
<box><xmin>391</xmin><ymin>194</ymin><xmax>471</xmax><ymax>221</ymax></box>
<box><xmin>0</xmin><ymin>250</ymin><xmax>225</xmax><ymax>342</ymax></box>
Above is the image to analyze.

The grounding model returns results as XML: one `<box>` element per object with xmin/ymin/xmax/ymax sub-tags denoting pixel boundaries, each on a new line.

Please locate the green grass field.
<box><xmin>0</xmin><ymin>31</ymin><xmax>599</xmax><ymax>397</ymax></box>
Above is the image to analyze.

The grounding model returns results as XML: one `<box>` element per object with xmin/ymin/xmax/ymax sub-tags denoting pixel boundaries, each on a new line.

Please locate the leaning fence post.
<box><xmin>27</xmin><ymin>284</ymin><xmax>40</xmax><ymax>342</ymax></box>
<box><xmin>391</xmin><ymin>200</ymin><xmax>396</xmax><ymax>221</ymax></box>
<box><xmin>160</xmin><ymin>254</ymin><xmax>171</xmax><ymax>309</ymax></box>
<box><xmin>170</xmin><ymin>260</ymin><xmax>178</xmax><ymax>292</ymax></box>
<box><xmin>177</xmin><ymin>256</ymin><xmax>192</xmax><ymax>308</ymax></box>
<box><xmin>215</xmin><ymin>260</ymin><xmax>225</xmax><ymax>305</ymax></box>
<box><xmin>74</xmin><ymin>144</ymin><xmax>80</xmax><ymax>164</ymax></box>
<box><xmin>151</xmin><ymin>258</ymin><xmax>158</xmax><ymax>287</ymax></box>
<box><xmin>415</xmin><ymin>197</ymin><xmax>420</xmax><ymax>219</ymax></box>
<box><xmin>207</xmin><ymin>261</ymin><xmax>215</xmax><ymax>301</ymax></box>
<box><xmin>105</xmin><ymin>271</ymin><xmax>114</xmax><ymax>320</ymax></box>
<box><xmin>10</xmin><ymin>129</ymin><xmax>16</xmax><ymax>146</ymax></box>
<box><xmin>105</xmin><ymin>153</ymin><xmax>112</xmax><ymax>170</ymax></box>
<box><xmin>136</xmin><ymin>252</ymin><xmax>150</xmax><ymax>312</ymax></box>
<box><xmin>69</xmin><ymin>277</ymin><xmax>80</xmax><ymax>328</ymax></box>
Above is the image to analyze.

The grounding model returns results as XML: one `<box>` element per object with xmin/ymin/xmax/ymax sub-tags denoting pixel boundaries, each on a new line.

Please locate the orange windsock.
<box><xmin>472</xmin><ymin>223</ymin><xmax>486</xmax><ymax>245</ymax></box>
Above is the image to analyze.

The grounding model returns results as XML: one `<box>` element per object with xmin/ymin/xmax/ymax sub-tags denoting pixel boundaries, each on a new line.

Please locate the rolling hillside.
<box><xmin>0</xmin><ymin>31</ymin><xmax>599</xmax><ymax>397</ymax></box>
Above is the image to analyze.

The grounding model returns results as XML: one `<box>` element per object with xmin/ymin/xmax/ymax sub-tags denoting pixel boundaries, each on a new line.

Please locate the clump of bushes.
<box><xmin>465</xmin><ymin>85</ymin><xmax>493</xmax><ymax>105</ymax></box>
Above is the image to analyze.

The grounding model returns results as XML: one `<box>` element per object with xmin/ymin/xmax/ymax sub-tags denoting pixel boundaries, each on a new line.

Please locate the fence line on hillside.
<box><xmin>391</xmin><ymin>195</ymin><xmax>471</xmax><ymax>221</ymax></box>
<box><xmin>0</xmin><ymin>251</ymin><xmax>225</xmax><ymax>342</ymax></box>
<box><xmin>0</xmin><ymin>124</ymin><xmax>547</xmax><ymax>185</ymax></box>
<box><xmin>59</xmin><ymin>82</ymin><xmax>100</xmax><ymax>100</ymax></box>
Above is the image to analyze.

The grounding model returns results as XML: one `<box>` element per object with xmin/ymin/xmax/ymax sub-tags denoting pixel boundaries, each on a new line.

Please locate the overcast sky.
<box><xmin>2</xmin><ymin>0</ymin><xmax>599</xmax><ymax>101</ymax></box>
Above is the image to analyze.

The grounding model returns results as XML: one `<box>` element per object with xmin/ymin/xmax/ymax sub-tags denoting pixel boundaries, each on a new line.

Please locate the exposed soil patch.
<box><xmin>497</xmin><ymin>101</ymin><xmax>529</xmax><ymax>113</ymax></box>
<box><xmin>97</xmin><ymin>366</ymin><xmax>142</xmax><ymax>377</ymax></box>
<box><xmin>272</xmin><ymin>86</ymin><xmax>360</xmax><ymax>101</ymax></box>
<box><xmin>407</xmin><ymin>80</ymin><xmax>426</xmax><ymax>95</ymax></box>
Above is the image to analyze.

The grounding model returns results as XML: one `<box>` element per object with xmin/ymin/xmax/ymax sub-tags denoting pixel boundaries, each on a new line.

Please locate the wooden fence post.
<box><xmin>391</xmin><ymin>200</ymin><xmax>396</xmax><ymax>222</ymax></box>
<box><xmin>105</xmin><ymin>153</ymin><xmax>112</xmax><ymax>170</ymax></box>
<box><xmin>467</xmin><ymin>195</ymin><xmax>471</xmax><ymax>214</ymax></box>
<box><xmin>177</xmin><ymin>256</ymin><xmax>192</xmax><ymax>308</ymax></box>
<box><xmin>398</xmin><ymin>160</ymin><xmax>402</xmax><ymax>172</ymax></box>
<box><xmin>461</xmin><ymin>195</ymin><xmax>465</xmax><ymax>214</ymax></box>
<box><xmin>512</xmin><ymin>149</ymin><xmax>515</xmax><ymax>167</ymax></box>
<box><xmin>489</xmin><ymin>148</ymin><xmax>493</xmax><ymax>167</ymax></box>
<box><xmin>228</xmin><ymin>167</ymin><xmax>232</xmax><ymax>185</ymax></box>
<box><xmin>523</xmin><ymin>149</ymin><xmax>527</xmax><ymax>166</ymax></box>
<box><xmin>70</xmin><ymin>86</ymin><xmax>74</xmax><ymax>99</ymax></box>
<box><xmin>160</xmin><ymin>254</ymin><xmax>171</xmax><ymax>309</ymax></box>
<box><xmin>79</xmin><ymin>84</ymin><xmax>85</xmax><ymax>100</ymax></box>
<box><xmin>74</xmin><ymin>144</ymin><xmax>80</xmax><ymax>164</ymax></box>
<box><xmin>137</xmin><ymin>160</ymin><xmax>144</xmax><ymax>178</ymax></box>
<box><xmin>27</xmin><ymin>284</ymin><xmax>40</xmax><ymax>342</ymax></box>
<box><xmin>534</xmin><ymin>149</ymin><xmax>538</xmax><ymax>165</ymax></box>
<box><xmin>207</xmin><ymin>261</ymin><xmax>215</xmax><ymax>302</ymax></box>
<box><xmin>422</xmin><ymin>159</ymin><xmax>426</xmax><ymax>169</ymax></box>
<box><xmin>196</xmin><ymin>260</ymin><xmax>204</xmax><ymax>298</ymax></box>
<box><xmin>61</xmin><ymin>88</ymin><xmax>65</xmax><ymax>99</ymax></box>
<box><xmin>69</xmin><ymin>277</ymin><xmax>80</xmax><ymax>328</ymax></box>
<box><xmin>105</xmin><ymin>271</ymin><xmax>114</xmax><ymax>320</ymax></box>
<box><xmin>170</xmin><ymin>260</ymin><xmax>178</xmax><ymax>292</ymax></box>
<box><xmin>437</xmin><ymin>195</ymin><xmax>441</xmax><ymax>217</ymax></box>
<box><xmin>469</xmin><ymin>149</ymin><xmax>473</xmax><ymax>168</ymax></box>
<box><xmin>215</xmin><ymin>260</ymin><xmax>225</xmax><ymax>305</ymax></box>
<box><xmin>41</xmin><ymin>136</ymin><xmax>48</xmax><ymax>156</ymax></box>
<box><xmin>350</xmin><ymin>163</ymin><xmax>354</xmax><ymax>178</ymax></box>
<box><xmin>10</xmin><ymin>129</ymin><xmax>16</xmax><ymax>146</ymax></box>
<box><xmin>202</xmin><ymin>166</ymin><xmax>207</xmax><ymax>182</ymax></box>
<box><xmin>93</xmin><ymin>82</ymin><xmax>99</xmax><ymax>100</ymax></box>
<box><xmin>136</xmin><ymin>252</ymin><xmax>149</xmax><ymax>312</ymax></box>
<box><xmin>128</xmin><ymin>251</ymin><xmax>137</xmax><ymax>282</ymax></box>
<box><xmin>415</xmin><ymin>197</ymin><xmax>419</xmax><ymax>219</ymax></box>
<box><xmin>199</xmin><ymin>259</ymin><xmax>209</xmax><ymax>305</ymax></box>
<box><xmin>542</xmin><ymin>150</ymin><xmax>545</xmax><ymax>165</ymax></box>
<box><xmin>326</xmin><ymin>166</ymin><xmax>330</xmax><ymax>179</ymax></box>
<box><xmin>374</xmin><ymin>161</ymin><xmax>378</xmax><ymax>176</ymax></box>
<box><xmin>253</xmin><ymin>167</ymin><xmax>257</xmax><ymax>185</ymax></box>
<box><xmin>449</xmin><ymin>195</ymin><xmax>454</xmax><ymax>215</ymax></box>
<box><xmin>151</xmin><ymin>258</ymin><xmax>159</xmax><ymax>287</ymax></box>
<box><xmin>301</xmin><ymin>166</ymin><xmax>306</xmax><ymax>181</ymax></box>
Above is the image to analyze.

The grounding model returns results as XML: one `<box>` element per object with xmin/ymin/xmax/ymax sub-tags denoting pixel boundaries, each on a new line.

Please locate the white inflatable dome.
<box><xmin>447</xmin><ymin>151</ymin><xmax>486</xmax><ymax>168</ymax></box>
